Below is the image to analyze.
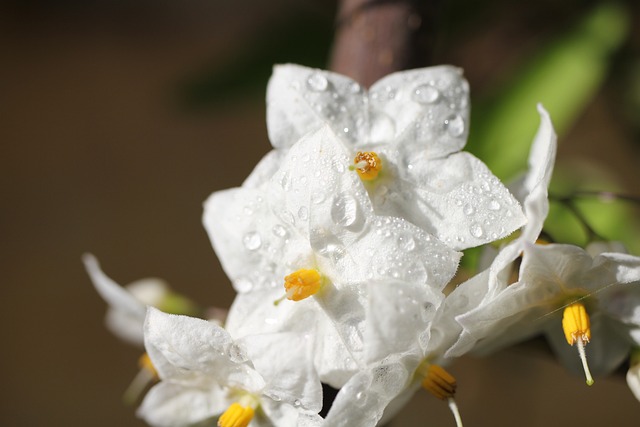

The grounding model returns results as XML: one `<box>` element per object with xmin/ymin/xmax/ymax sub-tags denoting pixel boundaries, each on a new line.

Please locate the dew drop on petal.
<box><xmin>443</xmin><ymin>113</ymin><xmax>465</xmax><ymax>137</ymax></box>
<box><xmin>227</xmin><ymin>343</ymin><xmax>248</xmax><ymax>363</ymax></box>
<box><xmin>235</xmin><ymin>277</ymin><xmax>253</xmax><ymax>293</ymax></box>
<box><xmin>272</xmin><ymin>224</ymin><xmax>287</xmax><ymax>238</ymax></box>
<box><xmin>298</xmin><ymin>206</ymin><xmax>309</xmax><ymax>220</ymax></box>
<box><xmin>306</xmin><ymin>72</ymin><xmax>328</xmax><ymax>91</ymax></box>
<box><xmin>331</xmin><ymin>193</ymin><xmax>358</xmax><ymax>227</ymax></box>
<box><xmin>242</xmin><ymin>231</ymin><xmax>262</xmax><ymax>250</ymax></box>
<box><xmin>488</xmin><ymin>199</ymin><xmax>501</xmax><ymax>211</ymax></box>
<box><xmin>413</xmin><ymin>84</ymin><xmax>440</xmax><ymax>104</ymax></box>
<box><xmin>463</xmin><ymin>203</ymin><xmax>475</xmax><ymax>216</ymax></box>
<box><xmin>470</xmin><ymin>223</ymin><xmax>484</xmax><ymax>238</ymax></box>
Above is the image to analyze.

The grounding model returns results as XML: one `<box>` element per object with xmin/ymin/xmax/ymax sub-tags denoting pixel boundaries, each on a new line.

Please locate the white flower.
<box><xmin>323</xmin><ymin>274</ymin><xmax>485</xmax><ymax>427</ymax></box>
<box><xmin>457</xmin><ymin>243</ymin><xmax>640</xmax><ymax>385</ymax></box>
<box><xmin>138</xmin><ymin>307</ymin><xmax>323</xmax><ymax>427</ymax></box>
<box><xmin>446</xmin><ymin>104</ymin><xmax>557</xmax><ymax>356</ymax></box>
<box><xmin>83</xmin><ymin>253</ymin><xmax>168</xmax><ymax>346</ymax></box>
<box><xmin>265</xmin><ymin>64</ymin><xmax>526</xmax><ymax>249</ymax></box>
<box><xmin>203</xmin><ymin>125</ymin><xmax>460</xmax><ymax>387</ymax></box>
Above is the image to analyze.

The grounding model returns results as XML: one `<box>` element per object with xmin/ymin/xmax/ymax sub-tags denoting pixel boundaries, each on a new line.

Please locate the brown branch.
<box><xmin>329</xmin><ymin>0</ymin><xmax>440</xmax><ymax>87</ymax></box>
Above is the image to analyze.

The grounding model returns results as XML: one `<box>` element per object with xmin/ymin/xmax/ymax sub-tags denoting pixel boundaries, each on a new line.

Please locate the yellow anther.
<box><xmin>275</xmin><ymin>269</ymin><xmax>322</xmax><ymax>305</ymax></box>
<box><xmin>350</xmin><ymin>151</ymin><xmax>382</xmax><ymax>180</ymax></box>
<box><xmin>562</xmin><ymin>303</ymin><xmax>591</xmax><ymax>345</ymax></box>
<box><xmin>419</xmin><ymin>363</ymin><xmax>464</xmax><ymax>427</ymax></box>
<box><xmin>421</xmin><ymin>364</ymin><xmax>457</xmax><ymax>400</ymax></box>
<box><xmin>138</xmin><ymin>353</ymin><xmax>158</xmax><ymax>378</ymax></box>
<box><xmin>562</xmin><ymin>302</ymin><xmax>595</xmax><ymax>386</ymax></box>
<box><xmin>218</xmin><ymin>403</ymin><xmax>255</xmax><ymax>427</ymax></box>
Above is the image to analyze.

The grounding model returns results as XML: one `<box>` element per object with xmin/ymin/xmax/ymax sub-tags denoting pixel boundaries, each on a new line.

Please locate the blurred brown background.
<box><xmin>2</xmin><ymin>1</ymin><xmax>640</xmax><ymax>426</ymax></box>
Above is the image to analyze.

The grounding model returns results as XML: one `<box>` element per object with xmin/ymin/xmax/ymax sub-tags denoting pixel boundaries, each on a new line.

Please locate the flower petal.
<box><xmin>369</xmin><ymin>65</ymin><xmax>469</xmax><ymax>157</ymax></box>
<box><xmin>267</xmin><ymin>64</ymin><xmax>364</xmax><ymax>149</ymax></box>
<box><xmin>137</xmin><ymin>381</ymin><xmax>227</xmax><ymax>427</ymax></box>
<box><xmin>238</xmin><ymin>332</ymin><xmax>322</xmax><ymax>412</ymax></box>
<box><xmin>144</xmin><ymin>308</ymin><xmax>265</xmax><ymax>393</ymax></box>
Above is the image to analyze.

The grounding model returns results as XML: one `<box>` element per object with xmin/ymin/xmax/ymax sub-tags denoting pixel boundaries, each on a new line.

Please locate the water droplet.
<box><xmin>227</xmin><ymin>343</ymin><xmax>248</xmax><ymax>363</ymax></box>
<box><xmin>488</xmin><ymin>199</ymin><xmax>501</xmax><ymax>211</ymax></box>
<box><xmin>333</xmin><ymin>161</ymin><xmax>345</xmax><ymax>173</ymax></box>
<box><xmin>443</xmin><ymin>113</ymin><xmax>465</xmax><ymax>137</ymax></box>
<box><xmin>242</xmin><ymin>231</ymin><xmax>262</xmax><ymax>250</ymax></box>
<box><xmin>298</xmin><ymin>206</ymin><xmax>309</xmax><ymax>220</ymax></box>
<box><xmin>243</xmin><ymin>206</ymin><xmax>254</xmax><ymax>215</ymax></box>
<box><xmin>470</xmin><ymin>223</ymin><xmax>484</xmax><ymax>238</ymax></box>
<box><xmin>306</xmin><ymin>72</ymin><xmax>328</xmax><ymax>91</ymax></box>
<box><xmin>397</xmin><ymin>234</ymin><xmax>416</xmax><ymax>251</ymax></box>
<box><xmin>413</xmin><ymin>84</ymin><xmax>440</xmax><ymax>104</ymax></box>
<box><xmin>272</xmin><ymin>225</ymin><xmax>287</xmax><ymax>238</ymax></box>
<box><xmin>281</xmin><ymin>210</ymin><xmax>295</xmax><ymax>225</ymax></box>
<box><xmin>279</xmin><ymin>171</ymin><xmax>291</xmax><ymax>190</ymax></box>
<box><xmin>355</xmin><ymin>391</ymin><xmax>364</xmax><ymax>400</ymax></box>
<box><xmin>293</xmin><ymin>399</ymin><xmax>301</xmax><ymax>407</ymax></box>
<box><xmin>343</xmin><ymin>127</ymin><xmax>350</xmax><ymax>134</ymax></box>
<box><xmin>311</xmin><ymin>192</ymin><xmax>326</xmax><ymax>204</ymax></box>
<box><xmin>463</xmin><ymin>203</ymin><xmax>475</xmax><ymax>216</ymax></box>
<box><xmin>235</xmin><ymin>277</ymin><xmax>253</xmax><ymax>293</ymax></box>
<box><xmin>331</xmin><ymin>193</ymin><xmax>358</xmax><ymax>227</ymax></box>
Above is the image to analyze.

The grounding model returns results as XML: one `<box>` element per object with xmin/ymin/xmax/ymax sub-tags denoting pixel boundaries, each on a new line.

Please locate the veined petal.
<box><xmin>238</xmin><ymin>332</ymin><xmax>322</xmax><ymax>412</ymax></box>
<box><xmin>137</xmin><ymin>381</ymin><xmax>227</xmax><ymax>427</ymax></box>
<box><xmin>369</xmin><ymin>65</ymin><xmax>469</xmax><ymax>157</ymax></box>
<box><xmin>322</xmin><ymin>358</ymin><xmax>412</xmax><ymax>427</ymax></box>
<box><xmin>144</xmin><ymin>308</ymin><xmax>265</xmax><ymax>393</ymax></box>
<box><xmin>267</xmin><ymin>64</ymin><xmax>365</xmax><ymax>149</ymax></box>
<box><xmin>365</xmin><ymin>280</ymin><xmax>443</xmax><ymax>364</ymax></box>
<box><xmin>372</xmin><ymin>152</ymin><xmax>525</xmax><ymax>250</ymax></box>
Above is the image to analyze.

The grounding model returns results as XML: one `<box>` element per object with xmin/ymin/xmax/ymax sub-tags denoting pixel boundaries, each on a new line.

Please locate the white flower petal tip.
<box><xmin>626</xmin><ymin>355</ymin><xmax>640</xmax><ymax>402</ymax></box>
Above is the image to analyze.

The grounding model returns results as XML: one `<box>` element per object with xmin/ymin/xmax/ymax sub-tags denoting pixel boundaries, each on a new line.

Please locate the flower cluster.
<box><xmin>87</xmin><ymin>64</ymin><xmax>640</xmax><ymax>426</ymax></box>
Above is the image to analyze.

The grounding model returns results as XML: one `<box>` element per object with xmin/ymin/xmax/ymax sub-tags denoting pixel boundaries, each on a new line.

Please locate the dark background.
<box><xmin>2</xmin><ymin>1</ymin><xmax>640</xmax><ymax>425</ymax></box>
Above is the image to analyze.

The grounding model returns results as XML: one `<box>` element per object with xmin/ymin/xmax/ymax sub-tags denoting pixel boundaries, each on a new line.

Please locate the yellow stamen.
<box><xmin>420</xmin><ymin>363</ymin><xmax>463</xmax><ymax>427</ymax></box>
<box><xmin>138</xmin><ymin>353</ymin><xmax>158</xmax><ymax>378</ymax></box>
<box><xmin>562</xmin><ymin>303</ymin><xmax>595</xmax><ymax>386</ymax></box>
<box><xmin>421</xmin><ymin>364</ymin><xmax>457</xmax><ymax>400</ymax></box>
<box><xmin>218</xmin><ymin>403</ymin><xmax>255</xmax><ymax>427</ymax></box>
<box><xmin>274</xmin><ymin>269</ymin><xmax>322</xmax><ymax>305</ymax></box>
<box><xmin>349</xmin><ymin>151</ymin><xmax>382</xmax><ymax>180</ymax></box>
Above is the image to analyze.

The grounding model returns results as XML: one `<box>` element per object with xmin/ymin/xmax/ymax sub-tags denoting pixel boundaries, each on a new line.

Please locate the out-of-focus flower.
<box><xmin>457</xmin><ymin>243</ymin><xmax>640</xmax><ymax>385</ymax></box>
<box><xmin>83</xmin><ymin>253</ymin><xmax>202</xmax><ymax>346</ymax></box>
<box><xmin>265</xmin><ymin>64</ymin><xmax>525</xmax><ymax>249</ymax></box>
<box><xmin>83</xmin><ymin>253</ymin><xmax>168</xmax><ymax>346</ymax></box>
<box><xmin>138</xmin><ymin>308</ymin><xmax>323</xmax><ymax>427</ymax></box>
<box><xmin>204</xmin><ymin>126</ymin><xmax>460</xmax><ymax>388</ymax></box>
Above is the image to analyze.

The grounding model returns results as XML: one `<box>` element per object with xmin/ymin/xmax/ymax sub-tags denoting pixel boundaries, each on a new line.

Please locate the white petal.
<box><xmin>369</xmin><ymin>65</ymin><xmax>469</xmax><ymax>157</ymax></box>
<box><xmin>266</xmin><ymin>64</ymin><xmax>364</xmax><ymax>149</ymax></box>
<box><xmin>520</xmin><ymin>244</ymin><xmax>593</xmax><ymax>288</ymax></box>
<box><xmin>238</xmin><ymin>332</ymin><xmax>322</xmax><ymax>412</ymax></box>
<box><xmin>323</xmin><ymin>358</ymin><xmax>413</xmax><ymax>427</ymax></box>
<box><xmin>137</xmin><ymin>381</ymin><xmax>227</xmax><ymax>427</ymax></box>
<box><xmin>365</xmin><ymin>280</ymin><xmax>443</xmax><ymax>363</ymax></box>
<box><xmin>371</xmin><ymin>152</ymin><xmax>525</xmax><ymax>250</ymax></box>
<box><xmin>143</xmin><ymin>308</ymin><xmax>265</xmax><ymax>393</ymax></box>
<box><xmin>242</xmin><ymin>149</ymin><xmax>285</xmax><ymax>188</ymax></box>
<box><xmin>626</xmin><ymin>362</ymin><xmax>640</xmax><ymax>402</ymax></box>
<box><xmin>203</xmin><ymin>186</ymin><xmax>313</xmax><ymax>294</ymax></box>
<box><xmin>83</xmin><ymin>253</ymin><xmax>147</xmax><ymax>320</ymax></box>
